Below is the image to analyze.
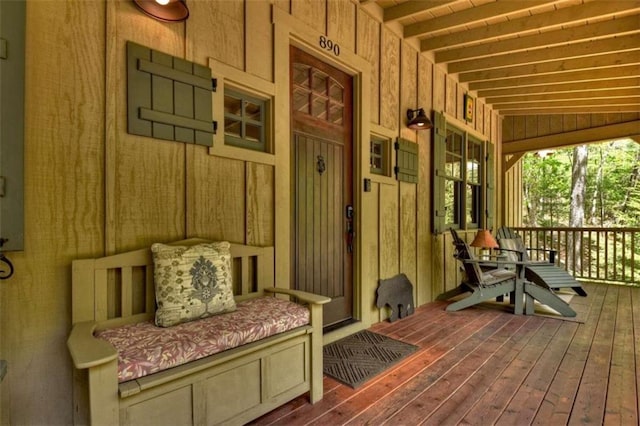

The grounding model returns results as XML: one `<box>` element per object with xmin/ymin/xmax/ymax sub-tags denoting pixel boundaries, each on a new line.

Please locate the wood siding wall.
<box><xmin>0</xmin><ymin>1</ymin><xmax>499</xmax><ymax>424</ymax></box>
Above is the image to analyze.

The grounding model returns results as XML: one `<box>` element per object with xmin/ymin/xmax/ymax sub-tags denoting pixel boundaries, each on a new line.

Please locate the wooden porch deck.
<box><xmin>252</xmin><ymin>282</ymin><xmax>640</xmax><ymax>425</ymax></box>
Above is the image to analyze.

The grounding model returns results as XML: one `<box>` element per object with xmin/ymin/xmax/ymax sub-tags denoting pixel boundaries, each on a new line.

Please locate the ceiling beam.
<box><xmin>383</xmin><ymin>0</ymin><xmax>455</xmax><ymax>23</ymax></box>
<box><xmin>478</xmin><ymin>77</ymin><xmax>640</xmax><ymax>99</ymax></box>
<box><xmin>448</xmin><ymin>34</ymin><xmax>640</xmax><ymax>74</ymax></box>
<box><xmin>486</xmin><ymin>88</ymin><xmax>640</xmax><ymax>105</ymax></box>
<box><xmin>502</xmin><ymin>120</ymin><xmax>640</xmax><ymax>153</ymax></box>
<box><xmin>434</xmin><ymin>15</ymin><xmax>640</xmax><ymax>63</ymax></box>
<box><xmin>404</xmin><ymin>0</ymin><xmax>554</xmax><ymax>38</ymax></box>
<box><xmin>492</xmin><ymin>97</ymin><xmax>640</xmax><ymax>111</ymax></box>
<box><xmin>459</xmin><ymin>51</ymin><xmax>640</xmax><ymax>83</ymax></box>
<box><xmin>501</xmin><ymin>106</ymin><xmax>640</xmax><ymax>115</ymax></box>
<box><xmin>421</xmin><ymin>1</ymin><xmax>639</xmax><ymax>51</ymax></box>
<box><xmin>469</xmin><ymin>65</ymin><xmax>640</xmax><ymax>91</ymax></box>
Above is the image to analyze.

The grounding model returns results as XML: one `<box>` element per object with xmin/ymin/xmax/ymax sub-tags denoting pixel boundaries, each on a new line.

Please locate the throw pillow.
<box><xmin>151</xmin><ymin>241</ymin><xmax>236</xmax><ymax>327</ymax></box>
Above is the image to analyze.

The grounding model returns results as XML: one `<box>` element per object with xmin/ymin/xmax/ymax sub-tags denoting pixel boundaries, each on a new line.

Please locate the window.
<box><xmin>370</xmin><ymin>135</ymin><xmax>389</xmax><ymax>175</ymax></box>
<box><xmin>444</xmin><ymin>127</ymin><xmax>464</xmax><ymax>227</ymax></box>
<box><xmin>466</xmin><ymin>137</ymin><xmax>483</xmax><ymax>227</ymax></box>
<box><xmin>433</xmin><ymin>112</ymin><xmax>492</xmax><ymax>234</ymax></box>
<box><xmin>224</xmin><ymin>89</ymin><xmax>267</xmax><ymax>152</ymax></box>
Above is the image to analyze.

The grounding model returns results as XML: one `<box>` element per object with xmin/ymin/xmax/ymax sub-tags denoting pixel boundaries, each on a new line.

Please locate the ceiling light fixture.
<box><xmin>133</xmin><ymin>0</ymin><xmax>189</xmax><ymax>22</ymax></box>
<box><xmin>406</xmin><ymin>108</ymin><xmax>433</xmax><ymax>130</ymax></box>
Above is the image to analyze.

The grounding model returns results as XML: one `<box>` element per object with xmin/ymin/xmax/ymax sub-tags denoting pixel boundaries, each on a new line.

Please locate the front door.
<box><xmin>290</xmin><ymin>46</ymin><xmax>354</xmax><ymax>327</ymax></box>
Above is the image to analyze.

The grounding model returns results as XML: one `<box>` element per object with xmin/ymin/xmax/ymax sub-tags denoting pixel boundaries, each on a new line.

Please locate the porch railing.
<box><xmin>512</xmin><ymin>227</ymin><xmax>640</xmax><ymax>287</ymax></box>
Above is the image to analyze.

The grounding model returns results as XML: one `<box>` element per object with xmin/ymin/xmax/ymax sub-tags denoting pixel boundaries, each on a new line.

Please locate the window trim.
<box><xmin>367</xmin><ymin>124</ymin><xmax>397</xmax><ymax>186</ymax></box>
<box><xmin>208</xmin><ymin>58</ymin><xmax>275</xmax><ymax>165</ymax></box>
<box><xmin>433</xmin><ymin>111</ymin><xmax>493</xmax><ymax>234</ymax></box>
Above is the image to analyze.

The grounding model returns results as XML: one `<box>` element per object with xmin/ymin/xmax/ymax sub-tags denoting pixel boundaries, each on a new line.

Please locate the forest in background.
<box><xmin>523</xmin><ymin>138</ymin><xmax>640</xmax><ymax>228</ymax></box>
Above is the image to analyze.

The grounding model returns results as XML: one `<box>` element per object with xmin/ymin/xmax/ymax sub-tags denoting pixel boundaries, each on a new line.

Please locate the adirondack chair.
<box><xmin>437</xmin><ymin>229</ymin><xmax>520</xmax><ymax>313</ymax></box>
<box><xmin>496</xmin><ymin>227</ymin><xmax>588</xmax><ymax>297</ymax></box>
<box><xmin>438</xmin><ymin>229</ymin><xmax>576</xmax><ymax>317</ymax></box>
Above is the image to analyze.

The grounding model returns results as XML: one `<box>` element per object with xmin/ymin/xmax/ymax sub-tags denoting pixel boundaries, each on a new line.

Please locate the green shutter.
<box><xmin>127</xmin><ymin>41</ymin><xmax>215</xmax><ymax>146</ymax></box>
<box><xmin>394</xmin><ymin>138</ymin><xmax>418</xmax><ymax>183</ymax></box>
<box><xmin>432</xmin><ymin>112</ymin><xmax>447</xmax><ymax>234</ymax></box>
<box><xmin>485</xmin><ymin>141</ymin><xmax>495</xmax><ymax>231</ymax></box>
<box><xmin>0</xmin><ymin>0</ymin><xmax>26</xmax><ymax>251</ymax></box>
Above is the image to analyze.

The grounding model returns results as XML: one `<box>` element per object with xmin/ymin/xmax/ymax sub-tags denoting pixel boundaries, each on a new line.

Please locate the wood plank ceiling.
<box><xmin>368</xmin><ymin>0</ymin><xmax>640</xmax><ymax>116</ymax></box>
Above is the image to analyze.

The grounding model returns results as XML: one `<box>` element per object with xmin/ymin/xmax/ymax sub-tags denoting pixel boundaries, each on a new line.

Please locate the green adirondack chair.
<box><xmin>438</xmin><ymin>228</ymin><xmax>576</xmax><ymax>317</ymax></box>
<box><xmin>496</xmin><ymin>227</ymin><xmax>587</xmax><ymax>297</ymax></box>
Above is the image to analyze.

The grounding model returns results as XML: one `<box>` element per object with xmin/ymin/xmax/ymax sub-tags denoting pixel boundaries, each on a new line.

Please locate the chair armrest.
<box><xmin>264</xmin><ymin>287</ymin><xmax>331</xmax><ymax>305</ymax></box>
<box><xmin>67</xmin><ymin>321</ymin><xmax>118</xmax><ymax>370</ymax></box>
<box><xmin>526</xmin><ymin>247</ymin><xmax>557</xmax><ymax>263</ymax></box>
<box><xmin>464</xmin><ymin>259</ymin><xmax>529</xmax><ymax>265</ymax></box>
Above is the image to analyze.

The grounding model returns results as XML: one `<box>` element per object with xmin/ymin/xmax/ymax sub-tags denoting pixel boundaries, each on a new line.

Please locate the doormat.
<box><xmin>323</xmin><ymin>330</ymin><xmax>417</xmax><ymax>388</ymax></box>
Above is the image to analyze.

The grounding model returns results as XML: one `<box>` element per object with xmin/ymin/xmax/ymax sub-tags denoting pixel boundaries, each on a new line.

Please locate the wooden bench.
<box><xmin>67</xmin><ymin>239</ymin><xmax>330</xmax><ymax>425</ymax></box>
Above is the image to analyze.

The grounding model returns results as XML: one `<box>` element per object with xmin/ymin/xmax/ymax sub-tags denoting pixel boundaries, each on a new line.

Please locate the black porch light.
<box><xmin>133</xmin><ymin>0</ymin><xmax>189</xmax><ymax>22</ymax></box>
<box><xmin>406</xmin><ymin>108</ymin><xmax>433</xmax><ymax>130</ymax></box>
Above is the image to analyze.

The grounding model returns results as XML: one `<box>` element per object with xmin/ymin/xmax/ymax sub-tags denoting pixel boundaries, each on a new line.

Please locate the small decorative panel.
<box><xmin>127</xmin><ymin>41</ymin><xmax>214</xmax><ymax>146</ymax></box>
<box><xmin>394</xmin><ymin>138</ymin><xmax>419</xmax><ymax>183</ymax></box>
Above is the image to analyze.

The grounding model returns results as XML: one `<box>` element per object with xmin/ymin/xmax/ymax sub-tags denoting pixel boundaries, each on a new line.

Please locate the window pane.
<box><xmin>244</xmin><ymin>100</ymin><xmax>261</xmax><ymax>121</ymax></box>
<box><xmin>293</xmin><ymin>63</ymin><xmax>310</xmax><ymax>87</ymax></box>
<box><xmin>446</xmin><ymin>153</ymin><xmax>462</xmax><ymax>179</ymax></box>
<box><xmin>224</xmin><ymin>95</ymin><xmax>242</xmax><ymax>117</ymax></box>
<box><xmin>224</xmin><ymin>118</ymin><xmax>241</xmax><ymax>138</ymax></box>
<box><xmin>329</xmin><ymin>81</ymin><xmax>343</xmax><ymax>102</ymax></box>
<box><xmin>245</xmin><ymin>123</ymin><xmax>262</xmax><ymax>142</ymax></box>
<box><xmin>329</xmin><ymin>103</ymin><xmax>343</xmax><ymax>124</ymax></box>
<box><xmin>312</xmin><ymin>94</ymin><xmax>328</xmax><ymax>120</ymax></box>
<box><xmin>293</xmin><ymin>87</ymin><xmax>310</xmax><ymax>114</ymax></box>
<box><xmin>466</xmin><ymin>183</ymin><xmax>481</xmax><ymax>226</ymax></box>
<box><xmin>312</xmin><ymin>71</ymin><xmax>328</xmax><ymax>95</ymax></box>
<box><xmin>370</xmin><ymin>136</ymin><xmax>388</xmax><ymax>175</ymax></box>
<box><xmin>445</xmin><ymin>180</ymin><xmax>461</xmax><ymax>226</ymax></box>
<box><xmin>467</xmin><ymin>141</ymin><xmax>482</xmax><ymax>184</ymax></box>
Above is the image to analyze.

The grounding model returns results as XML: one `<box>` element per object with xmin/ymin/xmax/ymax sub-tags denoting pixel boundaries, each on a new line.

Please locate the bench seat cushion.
<box><xmin>95</xmin><ymin>296</ymin><xmax>310</xmax><ymax>383</ymax></box>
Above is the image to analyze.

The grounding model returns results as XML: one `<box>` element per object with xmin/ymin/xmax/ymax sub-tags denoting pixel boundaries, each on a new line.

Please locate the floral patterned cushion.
<box><xmin>96</xmin><ymin>296</ymin><xmax>310</xmax><ymax>383</ymax></box>
<box><xmin>151</xmin><ymin>241</ymin><xmax>236</xmax><ymax>327</ymax></box>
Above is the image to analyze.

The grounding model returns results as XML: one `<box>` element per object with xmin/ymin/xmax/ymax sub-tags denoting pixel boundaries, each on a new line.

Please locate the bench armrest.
<box><xmin>67</xmin><ymin>321</ymin><xmax>118</xmax><ymax>370</ymax></box>
<box><xmin>264</xmin><ymin>287</ymin><xmax>331</xmax><ymax>305</ymax></box>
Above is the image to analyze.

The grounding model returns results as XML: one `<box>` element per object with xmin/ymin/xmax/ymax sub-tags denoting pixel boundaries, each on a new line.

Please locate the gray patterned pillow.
<box><xmin>151</xmin><ymin>241</ymin><xmax>236</xmax><ymax>327</ymax></box>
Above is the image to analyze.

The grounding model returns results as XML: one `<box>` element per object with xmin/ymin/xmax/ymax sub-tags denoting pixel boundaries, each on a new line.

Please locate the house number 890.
<box><xmin>319</xmin><ymin>36</ymin><xmax>340</xmax><ymax>56</ymax></box>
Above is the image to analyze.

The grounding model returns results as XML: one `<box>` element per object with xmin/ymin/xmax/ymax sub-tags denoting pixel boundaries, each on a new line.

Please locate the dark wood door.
<box><xmin>290</xmin><ymin>46</ymin><xmax>353</xmax><ymax>327</ymax></box>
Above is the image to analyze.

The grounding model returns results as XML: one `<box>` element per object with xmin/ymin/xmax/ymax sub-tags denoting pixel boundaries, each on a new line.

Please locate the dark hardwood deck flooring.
<box><xmin>251</xmin><ymin>282</ymin><xmax>640</xmax><ymax>425</ymax></box>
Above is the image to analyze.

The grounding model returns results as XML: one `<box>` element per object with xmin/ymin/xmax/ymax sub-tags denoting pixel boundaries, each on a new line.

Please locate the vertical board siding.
<box><xmin>357</xmin><ymin>10</ymin><xmax>381</xmax><ymax>126</ymax></box>
<box><xmin>291</xmin><ymin>0</ymin><xmax>326</xmax><ymax>34</ymax></box>
<box><xmin>246</xmin><ymin>163</ymin><xmax>274</xmax><ymax>246</ymax></box>
<box><xmin>327</xmin><ymin>0</ymin><xmax>356</xmax><ymax>54</ymax></box>
<box><xmin>4</xmin><ymin>1</ymin><xmax>507</xmax><ymax>423</ymax></box>
<box><xmin>6</xmin><ymin>1</ymin><xmax>107</xmax><ymax>424</ymax></box>
<box><xmin>188</xmin><ymin>1</ymin><xmax>244</xmax><ymax>69</ymax></box>
<box><xmin>380</xmin><ymin>28</ymin><xmax>400</xmax><ymax>131</ymax></box>
<box><xmin>400</xmin><ymin>42</ymin><xmax>418</xmax><ymax>142</ymax></box>
<box><xmin>245</xmin><ymin>1</ymin><xmax>273</xmax><ymax>81</ymax></box>
<box><xmin>379</xmin><ymin>183</ymin><xmax>399</xmax><ymax>281</ymax></box>
<box><xmin>186</xmin><ymin>152</ymin><xmax>246</xmax><ymax>243</ymax></box>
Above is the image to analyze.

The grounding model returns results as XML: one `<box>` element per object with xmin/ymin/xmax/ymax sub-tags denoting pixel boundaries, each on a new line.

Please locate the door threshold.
<box><xmin>323</xmin><ymin>318</ymin><xmax>359</xmax><ymax>334</ymax></box>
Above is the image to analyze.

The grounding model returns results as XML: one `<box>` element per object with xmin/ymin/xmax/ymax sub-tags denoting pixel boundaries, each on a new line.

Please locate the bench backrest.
<box><xmin>71</xmin><ymin>239</ymin><xmax>274</xmax><ymax>328</ymax></box>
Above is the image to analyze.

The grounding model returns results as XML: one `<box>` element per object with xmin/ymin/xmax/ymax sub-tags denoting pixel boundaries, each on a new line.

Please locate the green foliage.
<box><xmin>523</xmin><ymin>139</ymin><xmax>640</xmax><ymax>227</ymax></box>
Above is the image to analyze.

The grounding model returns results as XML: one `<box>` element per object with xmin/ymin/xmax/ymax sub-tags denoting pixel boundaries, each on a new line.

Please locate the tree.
<box><xmin>569</xmin><ymin>145</ymin><xmax>588</xmax><ymax>271</ymax></box>
<box><xmin>522</xmin><ymin>139</ymin><xmax>640</xmax><ymax>228</ymax></box>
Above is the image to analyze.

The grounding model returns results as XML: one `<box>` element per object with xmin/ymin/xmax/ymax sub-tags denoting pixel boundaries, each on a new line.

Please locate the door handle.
<box><xmin>346</xmin><ymin>205</ymin><xmax>355</xmax><ymax>253</ymax></box>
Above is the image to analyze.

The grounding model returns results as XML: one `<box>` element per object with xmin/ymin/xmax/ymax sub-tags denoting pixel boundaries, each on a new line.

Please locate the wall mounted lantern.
<box><xmin>406</xmin><ymin>108</ymin><xmax>433</xmax><ymax>130</ymax></box>
<box><xmin>133</xmin><ymin>0</ymin><xmax>189</xmax><ymax>22</ymax></box>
